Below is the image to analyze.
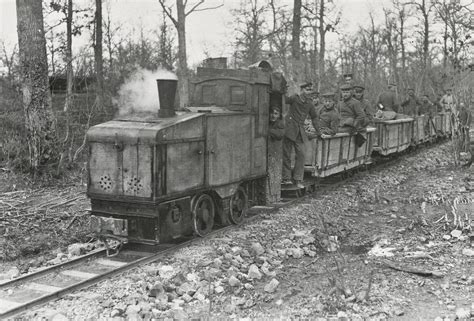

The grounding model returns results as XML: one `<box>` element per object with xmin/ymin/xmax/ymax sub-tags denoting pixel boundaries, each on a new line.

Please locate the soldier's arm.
<box><xmin>353</xmin><ymin>100</ymin><xmax>368</xmax><ymax>127</ymax></box>
<box><xmin>285</xmin><ymin>95</ymin><xmax>295</xmax><ymax>105</ymax></box>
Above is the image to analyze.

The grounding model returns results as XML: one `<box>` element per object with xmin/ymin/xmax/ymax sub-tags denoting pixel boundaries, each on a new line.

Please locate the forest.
<box><xmin>0</xmin><ymin>0</ymin><xmax>472</xmax><ymax>175</ymax></box>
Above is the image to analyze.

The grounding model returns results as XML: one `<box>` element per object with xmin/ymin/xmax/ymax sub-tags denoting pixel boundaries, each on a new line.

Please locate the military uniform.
<box><xmin>419</xmin><ymin>99</ymin><xmax>436</xmax><ymax>117</ymax></box>
<box><xmin>269</xmin><ymin>119</ymin><xmax>285</xmax><ymax>140</ymax></box>
<box><xmin>377</xmin><ymin>85</ymin><xmax>400</xmax><ymax>112</ymax></box>
<box><xmin>353</xmin><ymin>85</ymin><xmax>375</xmax><ymax>124</ymax></box>
<box><xmin>282</xmin><ymin>88</ymin><xmax>318</xmax><ymax>183</ymax></box>
<box><xmin>317</xmin><ymin>92</ymin><xmax>340</xmax><ymax>135</ymax></box>
<box><xmin>338</xmin><ymin>84</ymin><xmax>368</xmax><ymax>130</ymax></box>
<box><xmin>401</xmin><ymin>94</ymin><xmax>421</xmax><ymax>116</ymax></box>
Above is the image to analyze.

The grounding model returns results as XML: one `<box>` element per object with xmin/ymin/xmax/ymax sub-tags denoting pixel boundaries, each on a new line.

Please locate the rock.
<box><xmin>182</xmin><ymin>293</ymin><xmax>193</xmax><ymax>303</ymax></box>
<box><xmin>247</xmin><ymin>264</ymin><xmax>262</xmax><ymax>280</ymax></box>
<box><xmin>447</xmin><ymin>304</ymin><xmax>456</xmax><ymax>311</ymax></box>
<box><xmin>158</xmin><ymin>265</ymin><xmax>175</xmax><ymax>279</ymax></box>
<box><xmin>442</xmin><ymin>235</ymin><xmax>451</xmax><ymax>240</ymax></box>
<box><xmin>288</xmin><ymin>248</ymin><xmax>304</xmax><ymax>259</ymax></box>
<box><xmin>251</xmin><ymin>242</ymin><xmax>265</xmax><ymax>256</ymax></box>
<box><xmin>125</xmin><ymin>304</ymin><xmax>141</xmax><ymax>316</ymax></box>
<box><xmin>51</xmin><ymin>313</ymin><xmax>68</xmax><ymax>321</ymax></box>
<box><xmin>213</xmin><ymin>258</ymin><xmax>222</xmax><ymax>267</ymax></box>
<box><xmin>67</xmin><ymin>243</ymin><xmax>87</xmax><ymax>256</ymax></box>
<box><xmin>261</xmin><ymin>262</ymin><xmax>276</xmax><ymax>277</ymax></box>
<box><xmin>394</xmin><ymin>308</ymin><xmax>404</xmax><ymax>316</ymax></box>
<box><xmin>194</xmin><ymin>292</ymin><xmax>206</xmax><ymax>301</ymax></box>
<box><xmin>176</xmin><ymin>282</ymin><xmax>195</xmax><ymax>296</ymax></box>
<box><xmin>186</xmin><ymin>272</ymin><xmax>199</xmax><ymax>283</ymax></box>
<box><xmin>450</xmin><ymin>229</ymin><xmax>462</xmax><ymax>238</ymax></box>
<box><xmin>337</xmin><ymin>311</ymin><xmax>348</xmax><ymax>318</ymax></box>
<box><xmin>243</xmin><ymin>283</ymin><xmax>254</xmax><ymax>290</ymax></box>
<box><xmin>461</xmin><ymin>248</ymin><xmax>474</xmax><ymax>256</ymax></box>
<box><xmin>228</xmin><ymin>275</ymin><xmax>240</xmax><ymax>287</ymax></box>
<box><xmin>264</xmin><ymin>278</ymin><xmax>279</xmax><ymax>293</ymax></box>
<box><xmin>110</xmin><ymin>309</ymin><xmax>121</xmax><ymax>317</ymax></box>
<box><xmin>171</xmin><ymin>309</ymin><xmax>188</xmax><ymax>319</ymax></box>
<box><xmin>214</xmin><ymin>285</ymin><xmax>224</xmax><ymax>294</ymax></box>
<box><xmin>148</xmin><ymin>282</ymin><xmax>165</xmax><ymax>297</ymax></box>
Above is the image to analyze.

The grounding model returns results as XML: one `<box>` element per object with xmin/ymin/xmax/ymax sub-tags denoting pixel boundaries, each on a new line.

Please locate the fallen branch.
<box><xmin>381</xmin><ymin>259</ymin><xmax>444</xmax><ymax>278</ymax></box>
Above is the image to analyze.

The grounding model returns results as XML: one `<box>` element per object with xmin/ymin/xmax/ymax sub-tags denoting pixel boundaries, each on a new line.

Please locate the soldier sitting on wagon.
<box><xmin>376</xmin><ymin>83</ymin><xmax>400</xmax><ymax>113</ymax></box>
<box><xmin>400</xmin><ymin>88</ymin><xmax>421</xmax><ymax>117</ymax></box>
<box><xmin>338</xmin><ymin>84</ymin><xmax>368</xmax><ymax>133</ymax></box>
<box><xmin>419</xmin><ymin>94</ymin><xmax>436</xmax><ymax>117</ymax></box>
<box><xmin>317</xmin><ymin>92</ymin><xmax>340</xmax><ymax>136</ymax></box>
<box><xmin>353</xmin><ymin>84</ymin><xmax>375</xmax><ymax>125</ymax></box>
<box><xmin>282</xmin><ymin>82</ymin><xmax>319</xmax><ymax>189</ymax></box>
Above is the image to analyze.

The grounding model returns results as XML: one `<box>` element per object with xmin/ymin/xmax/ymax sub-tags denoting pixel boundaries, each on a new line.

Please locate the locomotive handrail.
<box><xmin>191</xmin><ymin>77</ymin><xmax>256</xmax><ymax>85</ymax></box>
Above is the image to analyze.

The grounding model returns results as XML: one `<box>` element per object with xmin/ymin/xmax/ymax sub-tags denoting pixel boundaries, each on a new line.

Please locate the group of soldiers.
<box><xmin>268</xmin><ymin>79</ymin><xmax>469</xmax><ymax>189</ymax></box>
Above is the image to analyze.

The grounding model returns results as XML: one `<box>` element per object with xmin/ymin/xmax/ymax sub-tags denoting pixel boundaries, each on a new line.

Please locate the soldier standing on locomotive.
<box><xmin>317</xmin><ymin>92</ymin><xmax>340</xmax><ymax>136</ymax></box>
<box><xmin>282</xmin><ymin>82</ymin><xmax>318</xmax><ymax>189</ymax></box>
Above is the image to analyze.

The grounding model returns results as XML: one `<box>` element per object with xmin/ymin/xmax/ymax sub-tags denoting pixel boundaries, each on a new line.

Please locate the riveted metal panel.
<box><xmin>122</xmin><ymin>144</ymin><xmax>153</xmax><ymax>198</ymax></box>
<box><xmin>166</xmin><ymin>141</ymin><xmax>205</xmax><ymax>194</ymax></box>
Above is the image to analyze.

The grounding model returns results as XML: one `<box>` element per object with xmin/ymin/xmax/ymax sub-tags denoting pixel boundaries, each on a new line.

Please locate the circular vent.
<box><xmin>126</xmin><ymin>176</ymin><xmax>143</xmax><ymax>193</ymax></box>
<box><xmin>99</xmin><ymin>175</ymin><xmax>113</xmax><ymax>191</ymax></box>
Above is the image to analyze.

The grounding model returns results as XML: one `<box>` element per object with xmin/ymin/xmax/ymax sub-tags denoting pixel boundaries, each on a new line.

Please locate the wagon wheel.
<box><xmin>229</xmin><ymin>187</ymin><xmax>248</xmax><ymax>225</ymax></box>
<box><xmin>192</xmin><ymin>194</ymin><xmax>215</xmax><ymax>236</ymax></box>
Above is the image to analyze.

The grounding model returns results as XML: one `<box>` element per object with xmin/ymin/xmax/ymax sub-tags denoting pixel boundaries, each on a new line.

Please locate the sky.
<box><xmin>0</xmin><ymin>0</ymin><xmax>393</xmax><ymax>67</ymax></box>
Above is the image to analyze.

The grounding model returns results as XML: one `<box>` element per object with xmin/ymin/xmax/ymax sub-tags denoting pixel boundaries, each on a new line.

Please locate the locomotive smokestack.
<box><xmin>157</xmin><ymin>79</ymin><xmax>177</xmax><ymax>117</ymax></box>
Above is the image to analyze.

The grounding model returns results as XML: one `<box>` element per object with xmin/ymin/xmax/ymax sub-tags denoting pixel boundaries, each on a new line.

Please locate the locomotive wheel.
<box><xmin>229</xmin><ymin>187</ymin><xmax>248</xmax><ymax>225</ymax></box>
<box><xmin>192</xmin><ymin>194</ymin><xmax>215</xmax><ymax>237</ymax></box>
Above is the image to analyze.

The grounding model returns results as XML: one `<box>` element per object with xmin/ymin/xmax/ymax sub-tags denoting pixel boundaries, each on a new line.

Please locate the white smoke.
<box><xmin>115</xmin><ymin>68</ymin><xmax>177</xmax><ymax>115</ymax></box>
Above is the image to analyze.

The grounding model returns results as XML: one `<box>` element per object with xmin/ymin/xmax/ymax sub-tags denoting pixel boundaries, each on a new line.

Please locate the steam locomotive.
<box><xmin>86</xmin><ymin>59</ymin><xmax>451</xmax><ymax>245</ymax></box>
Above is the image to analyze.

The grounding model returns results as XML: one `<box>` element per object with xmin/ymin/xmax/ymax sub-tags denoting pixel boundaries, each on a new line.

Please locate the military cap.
<box><xmin>407</xmin><ymin>88</ymin><xmax>415</xmax><ymax>92</ymax></box>
<box><xmin>300</xmin><ymin>82</ymin><xmax>313</xmax><ymax>89</ymax></box>
<box><xmin>321</xmin><ymin>92</ymin><xmax>335</xmax><ymax>98</ymax></box>
<box><xmin>342</xmin><ymin>72</ymin><xmax>353</xmax><ymax>78</ymax></box>
<box><xmin>353</xmin><ymin>84</ymin><xmax>365</xmax><ymax>91</ymax></box>
<box><xmin>340</xmin><ymin>83</ymin><xmax>353</xmax><ymax>91</ymax></box>
<box><xmin>388</xmin><ymin>82</ymin><xmax>397</xmax><ymax>87</ymax></box>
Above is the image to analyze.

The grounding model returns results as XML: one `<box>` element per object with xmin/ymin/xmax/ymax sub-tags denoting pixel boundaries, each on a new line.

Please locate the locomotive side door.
<box><xmin>205</xmin><ymin>113</ymin><xmax>252</xmax><ymax>186</ymax></box>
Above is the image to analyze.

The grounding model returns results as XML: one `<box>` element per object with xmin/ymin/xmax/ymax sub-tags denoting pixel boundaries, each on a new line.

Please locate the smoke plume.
<box><xmin>115</xmin><ymin>68</ymin><xmax>177</xmax><ymax>115</ymax></box>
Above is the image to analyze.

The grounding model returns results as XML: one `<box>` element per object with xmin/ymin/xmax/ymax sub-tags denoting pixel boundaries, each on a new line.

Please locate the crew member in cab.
<box><xmin>268</xmin><ymin>107</ymin><xmax>285</xmax><ymax>140</ymax></box>
<box><xmin>317</xmin><ymin>92</ymin><xmax>340</xmax><ymax>136</ymax></box>
<box><xmin>282</xmin><ymin>82</ymin><xmax>318</xmax><ymax>189</ymax></box>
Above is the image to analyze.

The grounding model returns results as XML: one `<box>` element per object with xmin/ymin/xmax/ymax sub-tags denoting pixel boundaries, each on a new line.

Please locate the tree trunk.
<box><xmin>95</xmin><ymin>0</ymin><xmax>104</xmax><ymax>110</ymax></box>
<box><xmin>16</xmin><ymin>0</ymin><xmax>57</xmax><ymax>171</ymax></box>
<box><xmin>64</xmin><ymin>0</ymin><xmax>73</xmax><ymax>112</ymax></box>
<box><xmin>318</xmin><ymin>0</ymin><xmax>326</xmax><ymax>86</ymax></box>
<box><xmin>176</xmin><ymin>0</ymin><xmax>188</xmax><ymax>108</ymax></box>
<box><xmin>292</xmin><ymin>0</ymin><xmax>301</xmax><ymax>60</ymax></box>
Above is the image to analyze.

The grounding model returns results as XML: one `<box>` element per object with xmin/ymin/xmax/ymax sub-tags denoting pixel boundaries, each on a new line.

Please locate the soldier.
<box><xmin>338</xmin><ymin>83</ymin><xmax>368</xmax><ymax>132</ymax></box>
<box><xmin>440</xmin><ymin>88</ymin><xmax>457</xmax><ymax>113</ymax></box>
<box><xmin>282</xmin><ymin>82</ymin><xmax>318</xmax><ymax>189</ymax></box>
<box><xmin>400</xmin><ymin>88</ymin><xmax>421</xmax><ymax>116</ymax></box>
<box><xmin>317</xmin><ymin>92</ymin><xmax>340</xmax><ymax>135</ymax></box>
<box><xmin>376</xmin><ymin>83</ymin><xmax>400</xmax><ymax>112</ymax></box>
<box><xmin>419</xmin><ymin>94</ymin><xmax>436</xmax><ymax>117</ymax></box>
<box><xmin>268</xmin><ymin>107</ymin><xmax>285</xmax><ymax>140</ymax></box>
<box><xmin>353</xmin><ymin>84</ymin><xmax>375</xmax><ymax>124</ymax></box>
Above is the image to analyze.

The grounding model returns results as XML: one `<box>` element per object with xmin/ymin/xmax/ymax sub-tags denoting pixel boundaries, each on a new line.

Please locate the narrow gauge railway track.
<box><xmin>0</xmin><ymin>140</ymin><xmax>448</xmax><ymax>319</ymax></box>
<box><xmin>0</xmin><ymin>209</ymin><xmax>275</xmax><ymax>319</ymax></box>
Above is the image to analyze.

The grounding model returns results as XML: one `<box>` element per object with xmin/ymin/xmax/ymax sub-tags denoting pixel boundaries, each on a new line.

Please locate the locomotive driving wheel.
<box><xmin>229</xmin><ymin>187</ymin><xmax>248</xmax><ymax>225</ymax></box>
<box><xmin>192</xmin><ymin>194</ymin><xmax>215</xmax><ymax>236</ymax></box>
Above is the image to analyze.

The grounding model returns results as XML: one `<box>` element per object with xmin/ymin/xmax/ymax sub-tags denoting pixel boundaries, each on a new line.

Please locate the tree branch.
<box><xmin>157</xmin><ymin>0</ymin><xmax>178</xmax><ymax>28</ymax></box>
<box><xmin>185</xmin><ymin>0</ymin><xmax>223</xmax><ymax>16</ymax></box>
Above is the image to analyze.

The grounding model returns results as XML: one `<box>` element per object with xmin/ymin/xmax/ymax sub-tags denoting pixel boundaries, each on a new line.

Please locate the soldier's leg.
<box><xmin>282</xmin><ymin>137</ymin><xmax>293</xmax><ymax>181</ymax></box>
<box><xmin>293</xmin><ymin>135</ymin><xmax>305</xmax><ymax>182</ymax></box>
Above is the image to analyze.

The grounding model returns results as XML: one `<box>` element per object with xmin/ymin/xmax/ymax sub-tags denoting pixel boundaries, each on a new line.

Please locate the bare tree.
<box><xmin>158</xmin><ymin>0</ymin><xmax>223</xmax><ymax>108</ymax></box>
<box><xmin>95</xmin><ymin>0</ymin><xmax>104</xmax><ymax>109</ymax></box>
<box><xmin>292</xmin><ymin>0</ymin><xmax>302</xmax><ymax>60</ymax></box>
<box><xmin>16</xmin><ymin>0</ymin><xmax>58</xmax><ymax>171</ymax></box>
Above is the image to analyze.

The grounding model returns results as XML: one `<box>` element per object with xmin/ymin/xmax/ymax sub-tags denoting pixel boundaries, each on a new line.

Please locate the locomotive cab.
<box><xmin>87</xmin><ymin>61</ymin><xmax>286</xmax><ymax>244</ymax></box>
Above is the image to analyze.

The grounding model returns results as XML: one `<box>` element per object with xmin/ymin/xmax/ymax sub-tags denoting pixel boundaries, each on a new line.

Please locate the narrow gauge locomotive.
<box><xmin>87</xmin><ymin>60</ymin><xmax>452</xmax><ymax>245</ymax></box>
<box><xmin>87</xmin><ymin>61</ymin><xmax>287</xmax><ymax>245</ymax></box>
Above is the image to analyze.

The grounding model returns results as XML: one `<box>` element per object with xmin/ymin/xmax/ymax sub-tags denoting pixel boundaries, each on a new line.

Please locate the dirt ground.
<box><xmin>2</xmin><ymin>141</ymin><xmax>473</xmax><ymax>320</ymax></box>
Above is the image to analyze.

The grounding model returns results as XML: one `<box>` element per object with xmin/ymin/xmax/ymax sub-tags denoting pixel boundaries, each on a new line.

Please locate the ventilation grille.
<box><xmin>98</xmin><ymin>175</ymin><xmax>113</xmax><ymax>191</ymax></box>
<box><xmin>126</xmin><ymin>176</ymin><xmax>143</xmax><ymax>193</ymax></box>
